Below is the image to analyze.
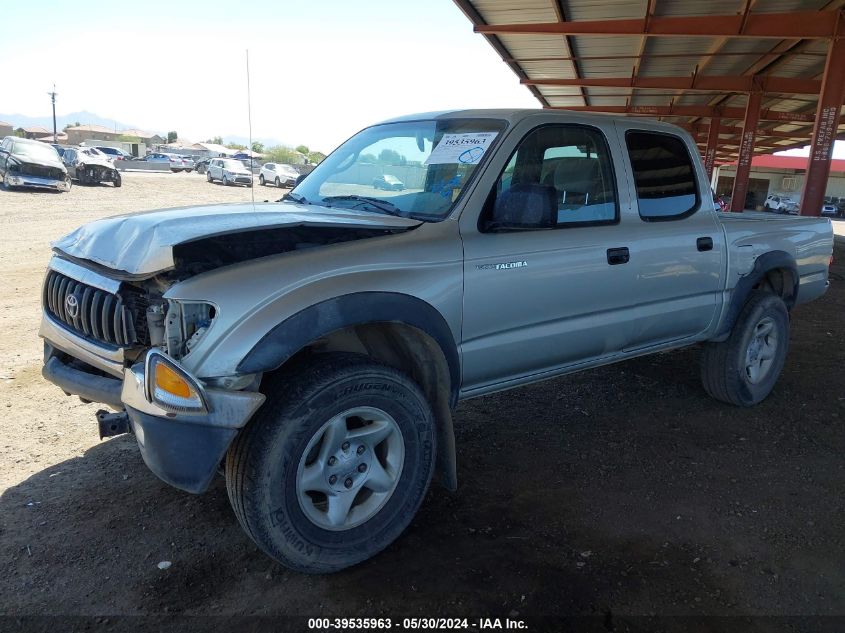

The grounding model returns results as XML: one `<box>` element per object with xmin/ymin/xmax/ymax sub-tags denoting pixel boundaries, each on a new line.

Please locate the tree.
<box><xmin>206</xmin><ymin>136</ymin><xmax>223</xmax><ymax>145</ymax></box>
<box><xmin>167</xmin><ymin>131</ymin><xmax>178</xmax><ymax>143</ymax></box>
<box><xmin>225</xmin><ymin>142</ymin><xmax>247</xmax><ymax>151</ymax></box>
<box><xmin>265</xmin><ymin>145</ymin><xmax>300</xmax><ymax>164</ymax></box>
<box><xmin>62</xmin><ymin>121</ymin><xmax>81</xmax><ymax>131</ymax></box>
<box><xmin>307</xmin><ymin>151</ymin><xmax>326</xmax><ymax>165</ymax></box>
<box><xmin>13</xmin><ymin>128</ymin><xmax>25</xmax><ymax>138</ymax></box>
<box><xmin>295</xmin><ymin>144</ymin><xmax>309</xmax><ymax>155</ymax></box>
<box><xmin>251</xmin><ymin>141</ymin><xmax>265</xmax><ymax>154</ymax></box>
<box><xmin>378</xmin><ymin>149</ymin><xmax>405</xmax><ymax>165</ymax></box>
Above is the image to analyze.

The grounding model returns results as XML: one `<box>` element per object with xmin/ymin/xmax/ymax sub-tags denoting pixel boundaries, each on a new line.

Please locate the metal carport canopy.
<box><xmin>453</xmin><ymin>0</ymin><xmax>845</xmax><ymax>215</ymax></box>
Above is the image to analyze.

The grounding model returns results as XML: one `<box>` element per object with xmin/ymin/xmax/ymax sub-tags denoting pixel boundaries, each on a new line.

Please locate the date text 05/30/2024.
<box><xmin>307</xmin><ymin>617</ymin><xmax>528</xmax><ymax>630</ymax></box>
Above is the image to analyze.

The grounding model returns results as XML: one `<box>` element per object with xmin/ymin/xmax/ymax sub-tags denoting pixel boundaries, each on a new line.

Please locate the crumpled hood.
<box><xmin>53</xmin><ymin>202</ymin><xmax>421</xmax><ymax>276</ymax></box>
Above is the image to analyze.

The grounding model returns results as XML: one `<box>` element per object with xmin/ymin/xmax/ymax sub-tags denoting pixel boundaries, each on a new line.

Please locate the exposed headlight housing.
<box><xmin>146</xmin><ymin>350</ymin><xmax>208</xmax><ymax>413</ymax></box>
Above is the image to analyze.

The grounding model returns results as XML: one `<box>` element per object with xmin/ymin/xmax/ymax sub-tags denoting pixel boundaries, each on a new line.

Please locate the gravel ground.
<box><xmin>0</xmin><ymin>173</ymin><xmax>843</xmax><ymax>625</ymax></box>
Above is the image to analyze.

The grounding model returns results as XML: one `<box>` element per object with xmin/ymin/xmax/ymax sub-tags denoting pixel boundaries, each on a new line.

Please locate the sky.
<box><xmin>1</xmin><ymin>0</ymin><xmax>538</xmax><ymax>153</ymax></box>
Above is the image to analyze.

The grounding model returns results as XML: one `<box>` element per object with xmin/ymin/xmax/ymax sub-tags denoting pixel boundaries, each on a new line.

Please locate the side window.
<box><xmin>481</xmin><ymin>125</ymin><xmax>617</xmax><ymax>231</ymax></box>
<box><xmin>626</xmin><ymin>131</ymin><xmax>698</xmax><ymax>220</ymax></box>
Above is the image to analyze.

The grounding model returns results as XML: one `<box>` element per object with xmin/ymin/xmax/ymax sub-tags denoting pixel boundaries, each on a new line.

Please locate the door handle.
<box><xmin>697</xmin><ymin>237</ymin><xmax>714</xmax><ymax>252</ymax></box>
<box><xmin>607</xmin><ymin>247</ymin><xmax>630</xmax><ymax>265</ymax></box>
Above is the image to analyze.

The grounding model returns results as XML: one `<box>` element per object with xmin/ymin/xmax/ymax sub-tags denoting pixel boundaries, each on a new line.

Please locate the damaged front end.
<box><xmin>39</xmin><ymin>208</ymin><xmax>418</xmax><ymax>492</ymax></box>
<box><xmin>38</xmin><ymin>253</ymin><xmax>268</xmax><ymax>492</ymax></box>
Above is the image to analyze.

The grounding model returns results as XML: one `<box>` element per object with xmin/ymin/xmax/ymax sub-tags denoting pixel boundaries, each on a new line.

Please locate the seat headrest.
<box><xmin>491</xmin><ymin>183</ymin><xmax>556</xmax><ymax>229</ymax></box>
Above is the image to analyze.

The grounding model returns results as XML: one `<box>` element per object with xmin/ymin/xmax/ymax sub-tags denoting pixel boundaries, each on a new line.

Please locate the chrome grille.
<box><xmin>44</xmin><ymin>269</ymin><xmax>138</xmax><ymax>347</ymax></box>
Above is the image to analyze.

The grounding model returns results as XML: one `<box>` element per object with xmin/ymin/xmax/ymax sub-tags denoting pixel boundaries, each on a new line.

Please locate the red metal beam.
<box><xmin>474</xmin><ymin>10</ymin><xmax>840</xmax><ymax>39</ymax></box>
<box><xmin>556</xmin><ymin>104</ymin><xmax>817</xmax><ymax>123</ymax></box>
<box><xmin>525</xmin><ymin>75</ymin><xmax>821</xmax><ymax>94</ymax></box>
<box><xmin>800</xmin><ymin>38</ymin><xmax>845</xmax><ymax>217</ymax></box>
<box><xmin>686</xmin><ymin>124</ymin><xmax>816</xmax><ymax>139</ymax></box>
<box><xmin>730</xmin><ymin>92</ymin><xmax>763</xmax><ymax>212</ymax></box>
<box><xmin>704</xmin><ymin>118</ymin><xmax>721</xmax><ymax>180</ymax></box>
<box><xmin>504</xmin><ymin>51</ymin><xmax>826</xmax><ymax>64</ymax></box>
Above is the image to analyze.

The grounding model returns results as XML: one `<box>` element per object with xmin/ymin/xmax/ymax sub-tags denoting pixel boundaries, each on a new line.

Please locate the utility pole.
<box><xmin>48</xmin><ymin>84</ymin><xmax>58</xmax><ymax>143</ymax></box>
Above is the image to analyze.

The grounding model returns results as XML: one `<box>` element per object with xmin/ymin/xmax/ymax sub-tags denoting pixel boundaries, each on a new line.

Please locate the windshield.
<box><xmin>12</xmin><ymin>141</ymin><xmax>60</xmax><ymax>163</ymax></box>
<box><xmin>290</xmin><ymin>118</ymin><xmax>507</xmax><ymax>221</ymax></box>
<box><xmin>222</xmin><ymin>159</ymin><xmax>244</xmax><ymax>170</ymax></box>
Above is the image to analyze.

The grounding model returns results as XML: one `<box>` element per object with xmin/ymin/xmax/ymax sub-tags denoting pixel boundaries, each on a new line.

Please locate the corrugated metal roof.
<box><xmin>455</xmin><ymin>0</ymin><xmax>845</xmax><ymax>160</ymax></box>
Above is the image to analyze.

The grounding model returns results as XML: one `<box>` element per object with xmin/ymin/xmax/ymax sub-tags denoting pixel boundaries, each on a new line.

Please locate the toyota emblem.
<box><xmin>65</xmin><ymin>294</ymin><xmax>79</xmax><ymax>319</ymax></box>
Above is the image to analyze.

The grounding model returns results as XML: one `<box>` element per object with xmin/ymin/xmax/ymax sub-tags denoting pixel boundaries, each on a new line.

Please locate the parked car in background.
<box><xmin>259</xmin><ymin>162</ymin><xmax>298</xmax><ymax>187</ymax></box>
<box><xmin>62</xmin><ymin>147</ymin><xmax>121</xmax><ymax>187</ymax></box>
<box><xmin>764</xmin><ymin>194</ymin><xmax>799</xmax><ymax>214</ymax></box>
<box><xmin>180</xmin><ymin>156</ymin><xmax>197</xmax><ymax>171</ymax></box>
<box><xmin>820</xmin><ymin>202</ymin><xmax>838</xmax><ymax>217</ymax></box>
<box><xmin>94</xmin><ymin>146</ymin><xmax>132</xmax><ymax>162</ymax></box>
<box><xmin>372</xmin><ymin>174</ymin><xmax>405</xmax><ymax>191</ymax></box>
<box><xmin>0</xmin><ymin>136</ymin><xmax>70</xmax><ymax>192</ymax></box>
<box><xmin>143</xmin><ymin>152</ymin><xmax>193</xmax><ymax>172</ymax></box>
<box><xmin>206</xmin><ymin>158</ymin><xmax>253</xmax><ymax>186</ymax></box>
<box><xmin>194</xmin><ymin>157</ymin><xmax>211</xmax><ymax>174</ymax></box>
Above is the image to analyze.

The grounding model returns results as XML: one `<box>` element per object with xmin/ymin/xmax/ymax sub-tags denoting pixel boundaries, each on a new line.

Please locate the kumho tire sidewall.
<box><xmin>245</xmin><ymin>365</ymin><xmax>435</xmax><ymax>572</ymax></box>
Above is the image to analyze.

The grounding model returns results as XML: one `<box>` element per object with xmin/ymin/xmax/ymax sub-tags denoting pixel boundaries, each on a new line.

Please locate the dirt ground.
<box><xmin>0</xmin><ymin>173</ymin><xmax>843</xmax><ymax>625</ymax></box>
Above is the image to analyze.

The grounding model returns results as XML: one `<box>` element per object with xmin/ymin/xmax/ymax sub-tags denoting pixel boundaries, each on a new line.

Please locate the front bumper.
<box><xmin>41</xmin><ymin>343</ymin><xmax>265</xmax><ymax>493</ymax></box>
<box><xmin>6</xmin><ymin>174</ymin><xmax>70</xmax><ymax>191</ymax></box>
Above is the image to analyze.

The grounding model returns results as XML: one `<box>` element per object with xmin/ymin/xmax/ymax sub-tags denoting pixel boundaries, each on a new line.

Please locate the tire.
<box><xmin>113</xmin><ymin>173</ymin><xmax>121</xmax><ymax>188</ymax></box>
<box><xmin>259</xmin><ymin>174</ymin><xmax>265</xmax><ymax>186</ymax></box>
<box><xmin>225</xmin><ymin>353</ymin><xmax>436</xmax><ymax>573</ymax></box>
<box><xmin>274</xmin><ymin>177</ymin><xmax>280</xmax><ymax>187</ymax></box>
<box><xmin>764</xmin><ymin>204</ymin><xmax>771</xmax><ymax>211</ymax></box>
<box><xmin>207</xmin><ymin>171</ymin><xmax>213</xmax><ymax>183</ymax></box>
<box><xmin>701</xmin><ymin>291</ymin><xmax>790</xmax><ymax>407</ymax></box>
<box><xmin>223</xmin><ymin>175</ymin><xmax>229</xmax><ymax>186</ymax></box>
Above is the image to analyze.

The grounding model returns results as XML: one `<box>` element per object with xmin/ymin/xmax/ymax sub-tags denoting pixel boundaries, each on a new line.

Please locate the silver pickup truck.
<box><xmin>39</xmin><ymin>109</ymin><xmax>833</xmax><ymax>572</ymax></box>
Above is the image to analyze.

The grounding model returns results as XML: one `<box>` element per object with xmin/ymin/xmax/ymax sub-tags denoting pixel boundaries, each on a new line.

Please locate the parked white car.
<box><xmin>764</xmin><ymin>194</ymin><xmax>799</xmax><ymax>214</ymax></box>
<box><xmin>259</xmin><ymin>162</ymin><xmax>299</xmax><ymax>187</ymax></box>
<box><xmin>144</xmin><ymin>152</ymin><xmax>192</xmax><ymax>173</ymax></box>
<box><xmin>821</xmin><ymin>203</ymin><xmax>838</xmax><ymax>217</ymax></box>
<box><xmin>206</xmin><ymin>158</ymin><xmax>253</xmax><ymax>187</ymax></box>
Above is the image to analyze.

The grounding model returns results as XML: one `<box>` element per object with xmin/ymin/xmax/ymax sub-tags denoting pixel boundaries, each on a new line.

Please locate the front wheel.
<box><xmin>274</xmin><ymin>177</ymin><xmax>280</xmax><ymax>187</ymax></box>
<box><xmin>225</xmin><ymin>353</ymin><xmax>436</xmax><ymax>573</ymax></box>
<box><xmin>701</xmin><ymin>291</ymin><xmax>789</xmax><ymax>406</ymax></box>
<box><xmin>113</xmin><ymin>173</ymin><xmax>121</xmax><ymax>188</ymax></box>
<box><xmin>259</xmin><ymin>174</ymin><xmax>265</xmax><ymax>186</ymax></box>
<box><xmin>222</xmin><ymin>175</ymin><xmax>229</xmax><ymax>186</ymax></box>
<box><xmin>207</xmin><ymin>171</ymin><xmax>213</xmax><ymax>182</ymax></box>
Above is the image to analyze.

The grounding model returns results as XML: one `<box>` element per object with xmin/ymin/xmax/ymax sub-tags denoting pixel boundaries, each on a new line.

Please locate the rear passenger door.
<box><xmin>616</xmin><ymin>126</ymin><xmax>724</xmax><ymax>349</ymax></box>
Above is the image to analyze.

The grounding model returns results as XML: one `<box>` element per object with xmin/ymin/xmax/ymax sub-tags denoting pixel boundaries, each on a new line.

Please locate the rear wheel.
<box><xmin>113</xmin><ymin>173</ymin><xmax>121</xmax><ymax>188</ymax></box>
<box><xmin>274</xmin><ymin>177</ymin><xmax>280</xmax><ymax>187</ymax></box>
<box><xmin>225</xmin><ymin>353</ymin><xmax>436</xmax><ymax>573</ymax></box>
<box><xmin>207</xmin><ymin>171</ymin><xmax>213</xmax><ymax>182</ymax></box>
<box><xmin>223</xmin><ymin>175</ymin><xmax>229</xmax><ymax>186</ymax></box>
<box><xmin>701</xmin><ymin>291</ymin><xmax>789</xmax><ymax>406</ymax></box>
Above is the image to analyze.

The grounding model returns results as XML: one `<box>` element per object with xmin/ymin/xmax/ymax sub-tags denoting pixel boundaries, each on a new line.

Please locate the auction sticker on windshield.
<box><xmin>425</xmin><ymin>132</ymin><xmax>498</xmax><ymax>165</ymax></box>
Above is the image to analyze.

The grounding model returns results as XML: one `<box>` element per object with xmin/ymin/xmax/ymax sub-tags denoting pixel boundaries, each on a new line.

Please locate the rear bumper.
<box><xmin>6</xmin><ymin>174</ymin><xmax>69</xmax><ymax>191</ymax></box>
<box><xmin>41</xmin><ymin>344</ymin><xmax>265</xmax><ymax>493</ymax></box>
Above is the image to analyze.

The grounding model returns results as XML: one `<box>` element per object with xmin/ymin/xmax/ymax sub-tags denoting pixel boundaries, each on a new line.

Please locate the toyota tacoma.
<box><xmin>39</xmin><ymin>109</ymin><xmax>834</xmax><ymax>572</ymax></box>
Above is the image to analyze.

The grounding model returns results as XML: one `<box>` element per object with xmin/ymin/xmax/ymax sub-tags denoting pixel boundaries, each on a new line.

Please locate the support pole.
<box><xmin>704</xmin><ymin>117</ymin><xmax>721</xmax><ymax>181</ymax></box>
<box><xmin>730</xmin><ymin>91</ymin><xmax>762</xmax><ymax>212</ymax></box>
<box><xmin>800</xmin><ymin>31</ymin><xmax>845</xmax><ymax>217</ymax></box>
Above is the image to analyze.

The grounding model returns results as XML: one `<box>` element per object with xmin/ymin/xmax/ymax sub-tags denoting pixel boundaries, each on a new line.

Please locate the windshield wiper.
<box><xmin>281</xmin><ymin>192</ymin><xmax>310</xmax><ymax>204</ymax></box>
<box><xmin>321</xmin><ymin>195</ymin><xmax>404</xmax><ymax>217</ymax></box>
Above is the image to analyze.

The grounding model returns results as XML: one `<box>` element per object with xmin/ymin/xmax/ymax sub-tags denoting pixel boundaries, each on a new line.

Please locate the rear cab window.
<box><xmin>625</xmin><ymin>130</ymin><xmax>699</xmax><ymax>221</ymax></box>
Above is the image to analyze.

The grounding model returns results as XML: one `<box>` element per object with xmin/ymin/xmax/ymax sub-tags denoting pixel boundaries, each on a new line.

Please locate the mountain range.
<box><xmin>0</xmin><ymin>110</ymin><xmax>286</xmax><ymax>147</ymax></box>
